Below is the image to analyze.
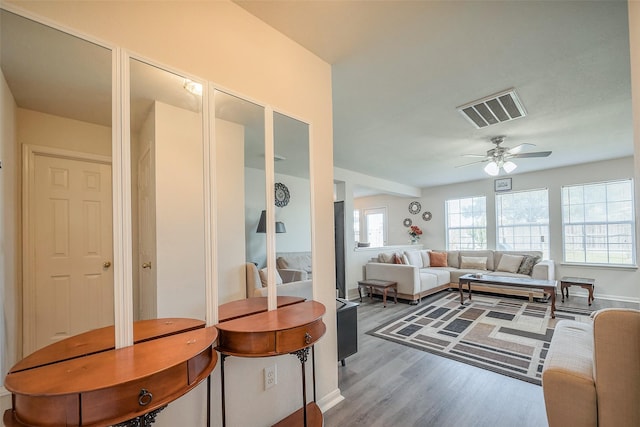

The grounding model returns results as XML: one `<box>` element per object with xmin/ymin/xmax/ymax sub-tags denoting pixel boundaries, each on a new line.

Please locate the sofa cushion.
<box><xmin>518</xmin><ymin>255</ymin><xmax>541</xmax><ymax>275</ymax></box>
<box><xmin>420</xmin><ymin>267</ymin><xmax>451</xmax><ymax>286</ymax></box>
<box><xmin>460</xmin><ymin>256</ymin><xmax>488</xmax><ymax>270</ymax></box>
<box><xmin>429</xmin><ymin>251</ymin><xmax>448</xmax><ymax>267</ymax></box>
<box><xmin>404</xmin><ymin>250</ymin><xmax>423</xmax><ymax>268</ymax></box>
<box><xmin>259</xmin><ymin>268</ymin><xmax>283</xmax><ymax>287</ymax></box>
<box><xmin>496</xmin><ymin>254</ymin><xmax>525</xmax><ymax>273</ymax></box>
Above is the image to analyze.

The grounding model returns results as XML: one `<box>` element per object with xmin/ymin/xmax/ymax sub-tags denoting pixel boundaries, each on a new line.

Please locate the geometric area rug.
<box><xmin>367</xmin><ymin>291</ymin><xmax>593</xmax><ymax>385</ymax></box>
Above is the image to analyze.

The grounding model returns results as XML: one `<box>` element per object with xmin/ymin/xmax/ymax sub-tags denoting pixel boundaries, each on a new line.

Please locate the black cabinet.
<box><xmin>336</xmin><ymin>298</ymin><xmax>358</xmax><ymax>365</ymax></box>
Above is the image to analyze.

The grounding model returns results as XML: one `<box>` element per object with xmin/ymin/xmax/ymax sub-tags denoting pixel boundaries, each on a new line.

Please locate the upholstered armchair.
<box><xmin>542</xmin><ymin>308</ymin><xmax>640</xmax><ymax>427</ymax></box>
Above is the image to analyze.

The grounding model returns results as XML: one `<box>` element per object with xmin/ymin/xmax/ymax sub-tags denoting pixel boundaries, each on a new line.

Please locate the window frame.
<box><xmin>445</xmin><ymin>195</ymin><xmax>487</xmax><ymax>251</ymax></box>
<box><xmin>363</xmin><ymin>207</ymin><xmax>388</xmax><ymax>247</ymax></box>
<box><xmin>561</xmin><ymin>179</ymin><xmax>636</xmax><ymax>266</ymax></box>
<box><xmin>495</xmin><ymin>188</ymin><xmax>550</xmax><ymax>258</ymax></box>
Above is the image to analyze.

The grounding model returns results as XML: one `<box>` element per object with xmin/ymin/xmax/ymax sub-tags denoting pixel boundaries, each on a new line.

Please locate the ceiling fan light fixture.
<box><xmin>503</xmin><ymin>161</ymin><xmax>517</xmax><ymax>173</ymax></box>
<box><xmin>484</xmin><ymin>161</ymin><xmax>500</xmax><ymax>176</ymax></box>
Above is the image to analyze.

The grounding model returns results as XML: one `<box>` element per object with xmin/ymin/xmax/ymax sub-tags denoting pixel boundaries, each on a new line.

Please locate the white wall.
<box><xmin>154</xmin><ymin>102</ymin><xmax>206</xmax><ymax>319</ymax></box>
<box><xmin>354</xmin><ymin>157</ymin><xmax>639</xmax><ymax>302</ymax></box>
<box><xmin>216</xmin><ymin>118</ymin><xmax>247</xmax><ymax>304</ymax></box>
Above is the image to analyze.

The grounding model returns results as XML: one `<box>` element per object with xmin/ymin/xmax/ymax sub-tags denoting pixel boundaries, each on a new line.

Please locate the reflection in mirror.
<box><xmin>129</xmin><ymin>58</ymin><xmax>205</xmax><ymax>320</ymax></box>
<box><xmin>272</xmin><ymin>112</ymin><xmax>312</xmax><ymax>299</ymax></box>
<box><xmin>213</xmin><ymin>90</ymin><xmax>265</xmax><ymax>304</ymax></box>
<box><xmin>1</xmin><ymin>10</ymin><xmax>114</xmax><ymax>354</ymax></box>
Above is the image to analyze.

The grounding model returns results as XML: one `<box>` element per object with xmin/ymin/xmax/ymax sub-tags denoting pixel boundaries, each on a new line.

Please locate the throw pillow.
<box><xmin>496</xmin><ymin>254</ymin><xmax>525</xmax><ymax>273</ymax></box>
<box><xmin>378</xmin><ymin>252</ymin><xmax>394</xmax><ymax>263</ymax></box>
<box><xmin>258</xmin><ymin>268</ymin><xmax>283</xmax><ymax>287</ymax></box>
<box><xmin>517</xmin><ymin>255</ymin><xmax>541</xmax><ymax>275</ymax></box>
<box><xmin>404</xmin><ymin>250</ymin><xmax>423</xmax><ymax>268</ymax></box>
<box><xmin>460</xmin><ymin>256</ymin><xmax>488</xmax><ymax>270</ymax></box>
<box><xmin>429</xmin><ymin>251</ymin><xmax>448</xmax><ymax>267</ymax></box>
<box><xmin>393</xmin><ymin>253</ymin><xmax>403</xmax><ymax>264</ymax></box>
<box><xmin>420</xmin><ymin>250</ymin><xmax>431</xmax><ymax>267</ymax></box>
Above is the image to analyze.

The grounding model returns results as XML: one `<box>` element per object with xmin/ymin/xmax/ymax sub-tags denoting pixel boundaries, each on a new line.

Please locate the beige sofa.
<box><xmin>245</xmin><ymin>262</ymin><xmax>312</xmax><ymax>300</ymax></box>
<box><xmin>364</xmin><ymin>249</ymin><xmax>554</xmax><ymax>303</ymax></box>
<box><xmin>542</xmin><ymin>309</ymin><xmax>640</xmax><ymax>427</ymax></box>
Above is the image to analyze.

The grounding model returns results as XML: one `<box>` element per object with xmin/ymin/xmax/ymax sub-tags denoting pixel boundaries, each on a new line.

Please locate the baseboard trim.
<box><xmin>317</xmin><ymin>387</ymin><xmax>344</xmax><ymax>413</ymax></box>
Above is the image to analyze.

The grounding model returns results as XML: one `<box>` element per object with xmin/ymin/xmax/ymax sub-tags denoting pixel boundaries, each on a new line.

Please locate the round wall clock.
<box><xmin>408</xmin><ymin>201</ymin><xmax>421</xmax><ymax>214</ymax></box>
<box><xmin>403</xmin><ymin>218</ymin><xmax>412</xmax><ymax>227</ymax></box>
<box><xmin>274</xmin><ymin>182</ymin><xmax>290</xmax><ymax>207</ymax></box>
<box><xmin>422</xmin><ymin>211</ymin><xmax>432</xmax><ymax>221</ymax></box>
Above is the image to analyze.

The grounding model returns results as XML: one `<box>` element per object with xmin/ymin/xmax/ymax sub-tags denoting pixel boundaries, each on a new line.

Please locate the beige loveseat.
<box><xmin>542</xmin><ymin>309</ymin><xmax>640</xmax><ymax>427</ymax></box>
<box><xmin>245</xmin><ymin>262</ymin><xmax>312</xmax><ymax>300</ymax></box>
<box><xmin>364</xmin><ymin>249</ymin><xmax>554</xmax><ymax>303</ymax></box>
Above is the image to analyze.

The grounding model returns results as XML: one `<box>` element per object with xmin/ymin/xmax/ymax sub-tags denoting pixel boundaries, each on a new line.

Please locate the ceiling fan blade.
<box><xmin>510</xmin><ymin>151</ymin><xmax>552</xmax><ymax>158</ymax></box>
<box><xmin>508</xmin><ymin>143</ymin><xmax>536</xmax><ymax>155</ymax></box>
<box><xmin>456</xmin><ymin>159</ymin><xmax>490</xmax><ymax>168</ymax></box>
<box><xmin>461</xmin><ymin>154</ymin><xmax>488</xmax><ymax>158</ymax></box>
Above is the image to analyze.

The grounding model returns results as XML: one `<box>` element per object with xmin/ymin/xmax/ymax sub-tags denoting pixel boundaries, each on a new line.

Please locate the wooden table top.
<box><xmin>459</xmin><ymin>273</ymin><xmax>557</xmax><ymax>289</ymax></box>
<box><xmin>8</xmin><ymin>318</ymin><xmax>205</xmax><ymax>374</ymax></box>
<box><xmin>5</xmin><ymin>325</ymin><xmax>218</xmax><ymax>395</ymax></box>
<box><xmin>217</xmin><ymin>300</ymin><xmax>325</xmax><ymax>333</ymax></box>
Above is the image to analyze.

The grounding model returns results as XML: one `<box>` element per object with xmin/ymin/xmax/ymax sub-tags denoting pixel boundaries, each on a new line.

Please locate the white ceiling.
<box><xmin>235</xmin><ymin>0</ymin><xmax>634</xmax><ymax>195</ymax></box>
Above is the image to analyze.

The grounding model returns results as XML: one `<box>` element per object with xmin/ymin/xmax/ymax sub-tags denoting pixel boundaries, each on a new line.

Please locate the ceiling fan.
<box><xmin>458</xmin><ymin>136</ymin><xmax>552</xmax><ymax>176</ymax></box>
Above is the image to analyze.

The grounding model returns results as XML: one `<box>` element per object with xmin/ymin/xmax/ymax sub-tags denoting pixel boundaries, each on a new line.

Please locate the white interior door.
<box><xmin>137</xmin><ymin>144</ymin><xmax>157</xmax><ymax>320</ymax></box>
<box><xmin>27</xmin><ymin>152</ymin><xmax>113</xmax><ymax>353</ymax></box>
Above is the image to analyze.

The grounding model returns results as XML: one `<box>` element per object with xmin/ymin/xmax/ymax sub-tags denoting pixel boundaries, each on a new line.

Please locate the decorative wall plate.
<box><xmin>274</xmin><ymin>182</ymin><xmax>290</xmax><ymax>207</ymax></box>
<box><xmin>408</xmin><ymin>201</ymin><xmax>421</xmax><ymax>214</ymax></box>
<box><xmin>422</xmin><ymin>211</ymin><xmax>432</xmax><ymax>221</ymax></box>
<box><xmin>403</xmin><ymin>218</ymin><xmax>412</xmax><ymax>227</ymax></box>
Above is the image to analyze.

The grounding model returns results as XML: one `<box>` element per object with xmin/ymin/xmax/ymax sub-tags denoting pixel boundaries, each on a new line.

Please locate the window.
<box><xmin>353</xmin><ymin>210</ymin><xmax>360</xmax><ymax>243</ymax></box>
<box><xmin>496</xmin><ymin>189</ymin><xmax>550</xmax><ymax>258</ymax></box>
<box><xmin>562</xmin><ymin>179</ymin><xmax>635</xmax><ymax>265</ymax></box>
<box><xmin>363</xmin><ymin>207</ymin><xmax>387</xmax><ymax>247</ymax></box>
<box><xmin>446</xmin><ymin>196</ymin><xmax>487</xmax><ymax>250</ymax></box>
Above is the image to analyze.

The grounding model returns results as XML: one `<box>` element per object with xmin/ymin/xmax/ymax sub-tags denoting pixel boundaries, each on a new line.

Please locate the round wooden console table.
<box><xmin>216</xmin><ymin>297</ymin><xmax>326</xmax><ymax>427</ymax></box>
<box><xmin>4</xmin><ymin>318</ymin><xmax>218</xmax><ymax>427</ymax></box>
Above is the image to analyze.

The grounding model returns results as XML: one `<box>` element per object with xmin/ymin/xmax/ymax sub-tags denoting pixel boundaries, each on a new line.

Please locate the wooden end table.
<box><xmin>358</xmin><ymin>279</ymin><xmax>398</xmax><ymax>307</ymax></box>
<box><xmin>560</xmin><ymin>276</ymin><xmax>595</xmax><ymax>306</ymax></box>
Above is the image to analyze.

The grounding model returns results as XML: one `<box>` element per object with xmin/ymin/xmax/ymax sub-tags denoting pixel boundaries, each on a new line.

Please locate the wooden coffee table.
<box><xmin>560</xmin><ymin>276</ymin><xmax>595</xmax><ymax>305</ymax></box>
<box><xmin>358</xmin><ymin>279</ymin><xmax>397</xmax><ymax>307</ymax></box>
<box><xmin>458</xmin><ymin>274</ymin><xmax>558</xmax><ymax>318</ymax></box>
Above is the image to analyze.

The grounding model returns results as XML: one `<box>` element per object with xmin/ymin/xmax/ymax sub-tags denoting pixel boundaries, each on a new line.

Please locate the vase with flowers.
<box><xmin>408</xmin><ymin>225</ymin><xmax>423</xmax><ymax>244</ymax></box>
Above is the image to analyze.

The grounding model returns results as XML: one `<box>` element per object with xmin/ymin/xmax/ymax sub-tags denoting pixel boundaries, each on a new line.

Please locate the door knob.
<box><xmin>142</xmin><ymin>262</ymin><xmax>152</xmax><ymax>269</ymax></box>
<box><xmin>103</xmin><ymin>261</ymin><xmax>112</xmax><ymax>268</ymax></box>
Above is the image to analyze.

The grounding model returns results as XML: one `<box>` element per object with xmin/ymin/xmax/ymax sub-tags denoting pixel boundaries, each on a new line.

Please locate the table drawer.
<box><xmin>276</xmin><ymin>319</ymin><xmax>326</xmax><ymax>354</ymax></box>
<box><xmin>81</xmin><ymin>363</ymin><xmax>187</xmax><ymax>425</ymax></box>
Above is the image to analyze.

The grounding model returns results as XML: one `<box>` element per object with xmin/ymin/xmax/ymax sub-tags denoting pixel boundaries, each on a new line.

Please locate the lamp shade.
<box><xmin>256</xmin><ymin>210</ymin><xmax>286</xmax><ymax>233</ymax></box>
<box><xmin>503</xmin><ymin>161</ymin><xmax>517</xmax><ymax>173</ymax></box>
<box><xmin>484</xmin><ymin>161</ymin><xmax>500</xmax><ymax>176</ymax></box>
<box><xmin>256</xmin><ymin>210</ymin><xmax>267</xmax><ymax>233</ymax></box>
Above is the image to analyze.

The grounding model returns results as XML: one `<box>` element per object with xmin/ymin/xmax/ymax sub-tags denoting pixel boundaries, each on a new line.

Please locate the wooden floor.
<box><xmin>324</xmin><ymin>289</ymin><xmax>637</xmax><ymax>427</ymax></box>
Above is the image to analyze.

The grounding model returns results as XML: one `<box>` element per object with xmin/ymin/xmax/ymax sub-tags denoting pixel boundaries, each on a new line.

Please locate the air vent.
<box><xmin>457</xmin><ymin>89</ymin><xmax>526</xmax><ymax>129</ymax></box>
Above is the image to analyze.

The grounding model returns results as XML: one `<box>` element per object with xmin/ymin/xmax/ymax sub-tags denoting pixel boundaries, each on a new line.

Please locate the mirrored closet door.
<box><xmin>129</xmin><ymin>57</ymin><xmax>206</xmax><ymax>321</ymax></box>
<box><xmin>1</xmin><ymin>9</ymin><xmax>115</xmax><ymax>355</ymax></box>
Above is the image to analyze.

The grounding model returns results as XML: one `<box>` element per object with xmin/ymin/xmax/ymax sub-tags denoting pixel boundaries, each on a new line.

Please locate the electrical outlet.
<box><xmin>264</xmin><ymin>364</ymin><xmax>277</xmax><ymax>390</ymax></box>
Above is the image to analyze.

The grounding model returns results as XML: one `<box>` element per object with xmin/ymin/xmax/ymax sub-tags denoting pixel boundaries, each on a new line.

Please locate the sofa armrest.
<box><xmin>252</xmin><ymin>279</ymin><xmax>312</xmax><ymax>300</ymax></box>
<box><xmin>542</xmin><ymin>320</ymin><xmax>597</xmax><ymax>427</ymax></box>
<box><xmin>364</xmin><ymin>262</ymin><xmax>420</xmax><ymax>296</ymax></box>
<box><xmin>532</xmin><ymin>259</ymin><xmax>554</xmax><ymax>281</ymax></box>
<box><xmin>592</xmin><ymin>309</ymin><xmax>640</xmax><ymax>427</ymax></box>
<box><xmin>277</xmin><ymin>268</ymin><xmax>308</xmax><ymax>283</ymax></box>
